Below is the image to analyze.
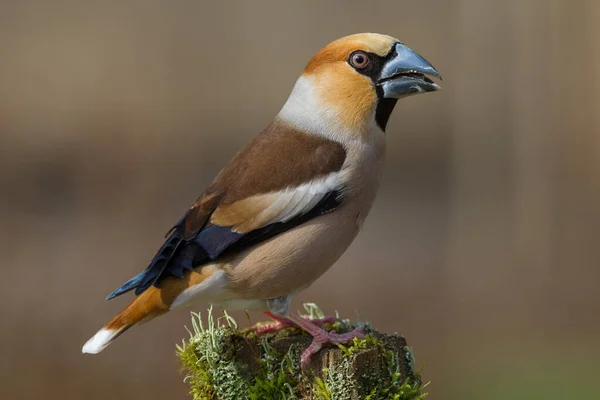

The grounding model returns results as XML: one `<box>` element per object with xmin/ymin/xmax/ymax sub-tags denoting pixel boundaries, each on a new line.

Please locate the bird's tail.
<box><xmin>82</xmin><ymin>288</ymin><xmax>168</xmax><ymax>354</ymax></box>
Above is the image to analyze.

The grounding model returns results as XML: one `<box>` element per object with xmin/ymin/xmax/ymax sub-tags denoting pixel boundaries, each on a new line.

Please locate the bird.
<box><xmin>82</xmin><ymin>33</ymin><xmax>441</xmax><ymax>369</ymax></box>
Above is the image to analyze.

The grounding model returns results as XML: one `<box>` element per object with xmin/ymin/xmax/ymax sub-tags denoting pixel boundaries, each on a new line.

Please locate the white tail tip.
<box><xmin>82</xmin><ymin>328</ymin><xmax>119</xmax><ymax>354</ymax></box>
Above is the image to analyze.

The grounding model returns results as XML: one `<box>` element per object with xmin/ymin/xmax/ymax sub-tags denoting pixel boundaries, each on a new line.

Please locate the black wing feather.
<box><xmin>106</xmin><ymin>190</ymin><xmax>343</xmax><ymax>299</ymax></box>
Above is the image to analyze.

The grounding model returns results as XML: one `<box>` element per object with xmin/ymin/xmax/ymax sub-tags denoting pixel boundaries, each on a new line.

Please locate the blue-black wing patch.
<box><xmin>106</xmin><ymin>190</ymin><xmax>343</xmax><ymax>299</ymax></box>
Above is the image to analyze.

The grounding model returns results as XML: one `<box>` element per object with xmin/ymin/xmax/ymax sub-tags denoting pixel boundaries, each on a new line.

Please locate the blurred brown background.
<box><xmin>1</xmin><ymin>1</ymin><xmax>599</xmax><ymax>399</ymax></box>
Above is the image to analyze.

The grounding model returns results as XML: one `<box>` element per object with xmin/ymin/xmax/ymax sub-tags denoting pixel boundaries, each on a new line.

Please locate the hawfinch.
<box><xmin>83</xmin><ymin>33</ymin><xmax>441</xmax><ymax>368</ymax></box>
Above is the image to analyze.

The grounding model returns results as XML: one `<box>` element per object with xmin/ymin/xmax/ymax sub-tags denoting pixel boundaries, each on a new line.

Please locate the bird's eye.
<box><xmin>349</xmin><ymin>51</ymin><xmax>369</xmax><ymax>69</ymax></box>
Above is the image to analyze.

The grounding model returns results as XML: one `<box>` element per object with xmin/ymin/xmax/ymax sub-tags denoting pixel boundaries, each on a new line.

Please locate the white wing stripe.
<box><xmin>259</xmin><ymin>172</ymin><xmax>339</xmax><ymax>225</ymax></box>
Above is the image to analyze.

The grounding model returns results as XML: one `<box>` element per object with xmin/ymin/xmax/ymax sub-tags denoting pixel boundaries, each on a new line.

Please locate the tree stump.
<box><xmin>177</xmin><ymin>306</ymin><xmax>426</xmax><ymax>400</ymax></box>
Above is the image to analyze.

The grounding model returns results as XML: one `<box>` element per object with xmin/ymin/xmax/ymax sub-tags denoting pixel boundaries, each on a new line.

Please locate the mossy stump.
<box><xmin>177</xmin><ymin>305</ymin><xmax>426</xmax><ymax>400</ymax></box>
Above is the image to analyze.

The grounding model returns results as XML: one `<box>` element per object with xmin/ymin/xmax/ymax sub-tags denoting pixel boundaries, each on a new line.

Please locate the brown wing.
<box><xmin>106</xmin><ymin>120</ymin><xmax>346</xmax><ymax>299</ymax></box>
<box><xmin>180</xmin><ymin>119</ymin><xmax>346</xmax><ymax>239</ymax></box>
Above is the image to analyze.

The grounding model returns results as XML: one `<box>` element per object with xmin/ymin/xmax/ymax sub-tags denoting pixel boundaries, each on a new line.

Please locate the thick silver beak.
<box><xmin>377</xmin><ymin>43</ymin><xmax>441</xmax><ymax>99</ymax></box>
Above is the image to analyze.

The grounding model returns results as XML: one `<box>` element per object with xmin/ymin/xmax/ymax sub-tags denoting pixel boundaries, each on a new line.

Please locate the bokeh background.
<box><xmin>1</xmin><ymin>1</ymin><xmax>599</xmax><ymax>399</ymax></box>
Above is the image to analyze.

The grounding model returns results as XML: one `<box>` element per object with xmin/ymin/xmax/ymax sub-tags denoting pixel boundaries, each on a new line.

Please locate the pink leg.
<box><xmin>250</xmin><ymin>312</ymin><xmax>342</xmax><ymax>335</ymax></box>
<box><xmin>247</xmin><ymin>311</ymin><xmax>294</xmax><ymax>334</ymax></box>
<box><xmin>287</xmin><ymin>311</ymin><xmax>365</xmax><ymax>370</ymax></box>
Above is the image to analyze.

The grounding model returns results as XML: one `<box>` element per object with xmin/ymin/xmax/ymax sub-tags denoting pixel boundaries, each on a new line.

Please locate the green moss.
<box><xmin>319</xmin><ymin>334</ymin><xmax>427</xmax><ymax>400</ymax></box>
<box><xmin>312</xmin><ymin>376</ymin><xmax>332</xmax><ymax>400</ymax></box>
<box><xmin>373</xmin><ymin>341</ymin><xmax>428</xmax><ymax>400</ymax></box>
<box><xmin>338</xmin><ymin>335</ymin><xmax>381</xmax><ymax>357</ymax></box>
<box><xmin>248</xmin><ymin>340</ymin><xmax>301</xmax><ymax>400</ymax></box>
<box><xmin>363</xmin><ymin>350</ymin><xmax>428</xmax><ymax>400</ymax></box>
<box><xmin>177</xmin><ymin>304</ymin><xmax>427</xmax><ymax>400</ymax></box>
<box><xmin>177</xmin><ymin>307</ymin><xmax>249</xmax><ymax>400</ymax></box>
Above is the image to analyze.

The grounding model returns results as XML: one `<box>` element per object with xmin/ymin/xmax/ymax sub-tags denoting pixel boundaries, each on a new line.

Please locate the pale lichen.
<box><xmin>177</xmin><ymin>304</ymin><xmax>427</xmax><ymax>400</ymax></box>
<box><xmin>177</xmin><ymin>307</ymin><xmax>249</xmax><ymax>400</ymax></box>
<box><xmin>248</xmin><ymin>339</ymin><xmax>302</xmax><ymax>400</ymax></box>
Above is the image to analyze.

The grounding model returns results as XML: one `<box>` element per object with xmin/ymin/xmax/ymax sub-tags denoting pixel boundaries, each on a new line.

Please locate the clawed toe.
<box><xmin>327</xmin><ymin>327</ymin><xmax>365</xmax><ymax>344</ymax></box>
<box><xmin>249</xmin><ymin>320</ymin><xmax>290</xmax><ymax>335</ymax></box>
<box><xmin>263</xmin><ymin>310</ymin><xmax>365</xmax><ymax>370</ymax></box>
<box><xmin>250</xmin><ymin>314</ymin><xmax>342</xmax><ymax>336</ymax></box>
<box><xmin>300</xmin><ymin>327</ymin><xmax>365</xmax><ymax>370</ymax></box>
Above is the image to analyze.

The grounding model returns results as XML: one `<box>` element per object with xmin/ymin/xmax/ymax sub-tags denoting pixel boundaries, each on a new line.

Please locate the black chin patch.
<box><xmin>375</xmin><ymin>98</ymin><xmax>398</xmax><ymax>131</ymax></box>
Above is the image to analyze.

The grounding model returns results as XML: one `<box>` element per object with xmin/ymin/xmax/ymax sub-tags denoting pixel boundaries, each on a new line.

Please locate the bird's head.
<box><xmin>278</xmin><ymin>33</ymin><xmax>441</xmax><ymax>139</ymax></box>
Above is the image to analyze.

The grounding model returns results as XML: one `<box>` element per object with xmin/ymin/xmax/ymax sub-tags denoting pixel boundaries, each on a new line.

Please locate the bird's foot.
<box><xmin>285</xmin><ymin>310</ymin><xmax>364</xmax><ymax>370</ymax></box>
<box><xmin>250</xmin><ymin>311</ymin><xmax>341</xmax><ymax>335</ymax></box>
<box><xmin>300</xmin><ymin>326</ymin><xmax>365</xmax><ymax>370</ymax></box>
<box><xmin>258</xmin><ymin>310</ymin><xmax>362</xmax><ymax>369</ymax></box>
<box><xmin>251</xmin><ymin>319</ymin><xmax>294</xmax><ymax>335</ymax></box>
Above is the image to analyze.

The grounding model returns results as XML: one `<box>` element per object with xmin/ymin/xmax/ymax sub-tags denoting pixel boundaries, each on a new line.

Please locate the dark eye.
<box><xmin>349</xmin><ymin>51</ymin><xmax>369</xmax><ymax>69</ymax></box>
